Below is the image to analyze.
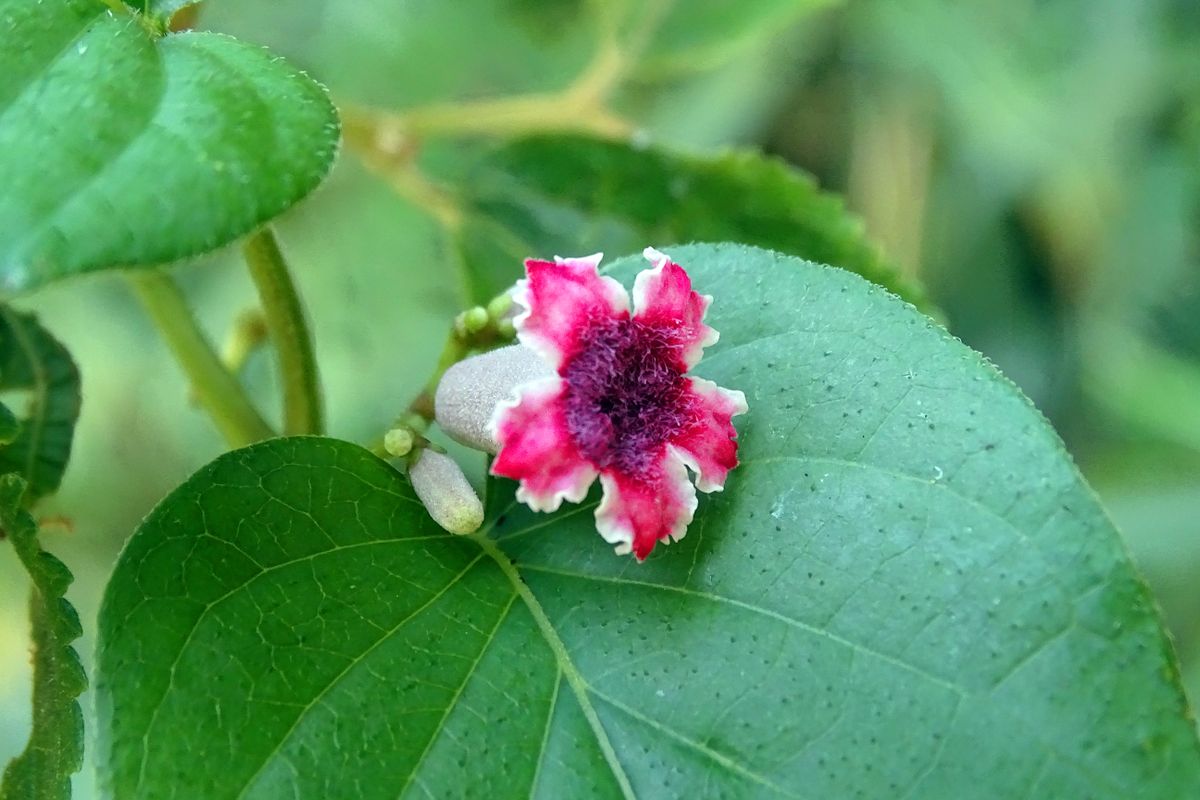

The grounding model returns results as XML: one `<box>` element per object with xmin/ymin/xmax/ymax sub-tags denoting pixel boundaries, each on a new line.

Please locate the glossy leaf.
<box><xmin>0</xmin><ymin>307</ymin><xmax>81</xmax><ymax>503</ymax></box>
<box><xmin>0</xmin><ymin>475</ymin><xmax>87</xmax><ymax>800</ymax></box>
<box><xmin>456</xmin><ymin>135</ymin><xmax>928</xmax><ymax>308</ymax></box>
<box><xmin>0</xmin><ymin>0</ymin><xmax>339</xmax><ymax>293</ymax></box>
<box><xmin>96</xmin><ymin>246</ymin><xmax>1199</xmax><ymax>798</ymax></box>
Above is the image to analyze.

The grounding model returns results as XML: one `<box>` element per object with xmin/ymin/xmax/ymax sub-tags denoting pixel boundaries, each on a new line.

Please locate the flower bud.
<box><xmin>409</xmin><ymin>450</ymin><xmax>484</xmax><ymax>534</ymax></box>
<box><xmin>383</xmin><ymin>427</ymin><xmax>414</xmax><ymax>457</ymax></box>
<box><xmin>434</xmin><ymin>344</ymin><xmax>553</xmax><ymax>453</ymax></box>
<box><xmin>486</xmin><ymin>291</ymin><xmax>513</xmax><ymax>321</ymax></box>
<box><xmin>455</xmin><ymin>306</ymin><xmax>490</xmax><ymax>338</ymax></box>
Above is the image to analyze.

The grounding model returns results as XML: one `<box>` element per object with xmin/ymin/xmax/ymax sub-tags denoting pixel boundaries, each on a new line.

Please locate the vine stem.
<box><xmin>128</xmin><ymin>272</ymin><xmax>274</xmax><ymax>448</ymax></box>
<box><xmin>242</xmin><ymin>227</ymin><xmax>324</xmax><ymax>436</ymax></box>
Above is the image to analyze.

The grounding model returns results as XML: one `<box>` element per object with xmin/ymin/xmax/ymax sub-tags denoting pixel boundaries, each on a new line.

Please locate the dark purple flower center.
<box><xmin>562</xmin><ymin>316</ymin><xmax>689</xmax><ymax>477</ymax></box>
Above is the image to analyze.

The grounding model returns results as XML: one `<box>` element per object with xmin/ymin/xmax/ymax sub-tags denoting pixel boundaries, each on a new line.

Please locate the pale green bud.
<box><xmin>409</xmin><ymin>450</ymin><xmax>484</xmax><ymax>534</ymax></box>
<box><xmin>486</xmin><ymin>291</ymin><xmax>513</xmax><ymax>321</ymax></box>
<box><xmin>383</xmin><ymin>427</ymin><xmax>414</xmax><ymax>457</ymax></box>
<box><xmin>455</xmin><ymin>306</ymin><xmax>490</xmax><ymax>338</ymax></box>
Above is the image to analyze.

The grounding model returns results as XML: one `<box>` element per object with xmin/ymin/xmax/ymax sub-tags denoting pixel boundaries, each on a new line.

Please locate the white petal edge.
<box><xmin>555</xmin><ymin>252</ymin><xmax>605</xmax><ymax>270</ymax></box>
<box><xmin>676</xmin><ymin>379</ymin><xmax>749</xmax><ymax>493</ymax></box>
<box><xmin>511</xmin><ymin>252</ymin><xmax>630</xmax><ymax>368</ymax></box>
<box><xmin>632</xmin><ymin>249</ymin><xmax>720</xmax><ymax>368</ymax></box>
<box><xmin>642</xmin><ymin>246</ymin><xmax>670</xmax><ymax>268</ymax></box>
<box><xmin>594</xmin><ymin>446</ymin><xmax>698</xmax><ymax>557</ymax></box>
<box><xmin>488</xmin><ymin>376</ymin><xmax>598</xmax><ymax>513</ymax></box>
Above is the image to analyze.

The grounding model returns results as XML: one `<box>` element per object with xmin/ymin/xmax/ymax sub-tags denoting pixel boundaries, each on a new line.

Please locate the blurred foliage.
<box><xmin>2</xmin><ymin>0</ymin><xmax>1199</xmax><ymax>794</ymax></box>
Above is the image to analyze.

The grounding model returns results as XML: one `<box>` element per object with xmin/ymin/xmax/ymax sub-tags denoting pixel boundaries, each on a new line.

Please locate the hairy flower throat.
<box><xmin>561</xmin><ymin>316</ymin><xmax>689</xmax><ymax>478</ymax></box>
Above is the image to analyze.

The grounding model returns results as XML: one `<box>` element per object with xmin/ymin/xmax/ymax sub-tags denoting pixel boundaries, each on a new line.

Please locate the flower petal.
<box><xmin>672</xmin><ymin>377</ymin><xmax>749</xmax><ymax>493</ymax></box>
<box><xmin>633</xmin><ymin>247</ymin><xmax>718</xmax><ymax>369</ymax></box>
<box><xmin>514</xmin><ymin>253</ymin><xmax>630</xmax><ymax>369</ymax></box>
<box><xmin>489</xmin><ymin>377</ymin><xmax>598</xmax><ymax>512</ymax></box>
<box><xmin>595</xmin><ymin>447</ymin><xmax>698</xmax><ymax>560</ymax></box>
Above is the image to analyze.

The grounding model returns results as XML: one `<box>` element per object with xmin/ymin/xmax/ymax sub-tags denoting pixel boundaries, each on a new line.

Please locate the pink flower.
<box><xmin>489</xmin><ymin>248</ymin><xmax>748</xmax><ymax>560</ymax></box>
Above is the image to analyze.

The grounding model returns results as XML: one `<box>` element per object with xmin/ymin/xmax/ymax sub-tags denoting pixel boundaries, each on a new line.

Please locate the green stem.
<box><xmin>367</xmin><ymin>330</ymin><xmax>469</xmax><ymax>459</ymax></box>
<box><xmin>242</xmin><ymin>227</ymin><xmax>324</xmax><ymax>436</ymax></box>
<box><xmin>128</xmin><ymin>272</ymin><xmax>274</xmax><ymax>448</ymax></box>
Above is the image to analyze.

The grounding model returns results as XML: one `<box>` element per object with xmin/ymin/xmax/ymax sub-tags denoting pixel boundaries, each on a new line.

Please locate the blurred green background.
<box><xmin>3</xmin><ymin>1</ymin><xmax>1199</xmax><ymax>795</ymax></box>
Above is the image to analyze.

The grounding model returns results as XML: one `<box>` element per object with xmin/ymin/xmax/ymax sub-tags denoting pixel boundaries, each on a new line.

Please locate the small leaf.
<box><xmin>0</xmin><ymin>0</ymin><xmax>340</xmax><ymax>293</ymax></box>
<box><xmin>96</xmin><ymin>247</ymin><xmax>1198</xmax><ymax>798</ymax></box>
<box><xmin>0</xmin><ymin>307</ymin><xmax>81</xmax><ymax>503</ymax></box>
<box><xmin>0</xmin><ymin>475</ymin><xmax>87</xmax><ymax>800</ymax></box>
<box><xmin>456</xmin><ymin>135</ymin><xmax>928</xmax><ymax>308</ymax></box>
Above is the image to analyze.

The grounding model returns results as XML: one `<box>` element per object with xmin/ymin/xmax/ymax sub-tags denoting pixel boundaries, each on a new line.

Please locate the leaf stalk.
<box><xmin>128</xmin><ymin>271</ymin><xmax>274</xmax><ymax>448</ymax></box>
<box><xmin>242</xmin><ymin>227</ymin><xmax>324</xmax><ymax>436</ymax></box>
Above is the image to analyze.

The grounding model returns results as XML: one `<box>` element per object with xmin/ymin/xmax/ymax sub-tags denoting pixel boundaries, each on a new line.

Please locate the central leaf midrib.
<box><xmin>473</xmin><ymin>534</ymin><xmax>638</xmax><ymax>800</ymax></box>
<box><xmin>514</xmin><ymin>562</ymin><xmax>966</xmax><ymax>696</ymax></box>
<box><xmin>231</xmin><ymin>552</ymin><xmax>489</xmax><ymax>800</ymax></box>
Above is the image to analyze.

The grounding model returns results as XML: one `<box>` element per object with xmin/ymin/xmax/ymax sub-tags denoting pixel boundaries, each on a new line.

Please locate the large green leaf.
<box><xmin>0</xmin><ymin>306</ymin><xmax>81</xmax><ymax>503</ymax></box>
<box><xmin>0</xmin><ymin>0</ymin><xmax>339</xmax><ymax>294</ymax></box>
<box><xmin>96</xmin><ymin>245</ymin><xmax>1198</xmax><ymax>798</ymax></box>
<box><xmin>455</xmin><ymin>135</ymin><xmax>928</xmax><ymax>309</ymax></box>
<box><xmin>0</xmin><ymin>475</ymin><xmax>87</xmax><ymax>800</ymax></box>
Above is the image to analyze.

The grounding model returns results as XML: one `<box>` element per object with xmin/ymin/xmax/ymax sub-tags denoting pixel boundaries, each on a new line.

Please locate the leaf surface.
<box><xmin>96</xmin><ymin>245</ymin><xmax>1199</xmax><ymax>798</ymax></box>
<box><xmin>0</xmin><ymin>0</ymin><xmax>339</xmax><ymax>293</ymax></box>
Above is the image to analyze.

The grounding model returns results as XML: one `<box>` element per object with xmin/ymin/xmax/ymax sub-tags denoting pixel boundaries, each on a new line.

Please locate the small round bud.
<box><xmin>409</xmin><ymin>450</ymin><xmax>484</xmax><ymax>534</ymax></box>
<box><xmin>435</xmin><ymin>345</ymin><xmax>553</xmax><ymax>453</ymax></box>
<box><xmin>383</xmin><ymin>427</ymin><xmax>414</xmax><ymax>457</ymax></box>
<box><xmin>486</xmin><ymin>292</ymin><xmax>513</xmax><ymax>321</ymax></box>
<box><xmin>455</xmin><ymin>306</ymin><xmax>489</xmax><ymax>338</ymax></box>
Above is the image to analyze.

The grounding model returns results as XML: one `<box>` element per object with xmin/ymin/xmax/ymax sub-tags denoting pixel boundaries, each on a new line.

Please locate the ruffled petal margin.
<box><xmin>595</xmin><ymin>447</ymin><xmax>698</xmax><ymax>560</ymax></box>
<box><xmin>514</xmin><ymin>253</ymin><xmax>630</xmax><ymax>369</ymax></box>
<box><xmin>490</xmin><ymin>378</ymin><xmax>598</xmax><ymax>512</ymax></box>
<box><xmin>633</xmin><ymin>247</ymin><xmax>718</xmax><ymax>369</ymax></box>
<box><xmin>672</xmin><ymin>377</ymin><xmax>749</xmax><ymax>493</ymax></box>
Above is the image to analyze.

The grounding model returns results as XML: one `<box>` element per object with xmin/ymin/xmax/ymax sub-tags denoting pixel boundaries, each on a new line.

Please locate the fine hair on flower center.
<box><xmin>562</xmin><ymin>316</ymin><xmax>689</xmax><ymax>477</ymax></box>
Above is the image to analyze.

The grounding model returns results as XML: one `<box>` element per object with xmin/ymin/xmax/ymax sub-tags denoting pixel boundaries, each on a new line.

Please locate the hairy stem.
<box><xmin>243</xmin><ymin>227</ymin><xmax>324</xmax><ymax>436</ymax></box>
<box><xmin>128</xmin><ymin>272</ymin><xmax>274</xmax><ymax>448</ymax></box>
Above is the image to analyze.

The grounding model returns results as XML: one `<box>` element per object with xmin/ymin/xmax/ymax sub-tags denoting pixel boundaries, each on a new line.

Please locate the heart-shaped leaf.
<box><xmin>456</xmin><ymin>135</ymin><xmax>927</xmax><ymax>309</ymax></box>
<box><xmin>0</xmin><ymin>306</ymin><xmax>81</xmax><ymax>503</ymax></box>
<box><xmin>0</xmin><ymin>0</ymin><xmax>339</xmax><ymax>294</ymax></box>
<box><xmin>96</xmin><ymin>245</ymin><xmax>1199</xmax><ymax>798</ymax></box>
